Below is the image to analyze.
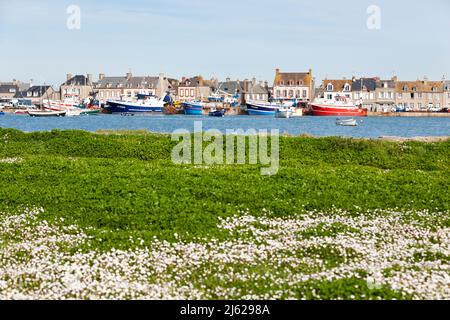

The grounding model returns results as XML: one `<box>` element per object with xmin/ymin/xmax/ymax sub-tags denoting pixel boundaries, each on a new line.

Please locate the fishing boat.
<box><xmin>209</xmin><ymin>108</ymin><xmax>226</xmax><ymax>117</ymax></box>
<box><xmin>311</xmin><ymin>96</ymin><xmax>368</xmax><ymax>117</ymax></box>
<box><xmin>28</xmin><ymin>110</ymin><xmax>66</xmax><ymax>117</ymax></box>
<box><xmin>246</xmin><ymin>100</ymin><xmax>282</xmax><ymax>116</ymax></box>
<box><xmin>183</xmin><ymin>101</ymin><xmax>203</xmax><ymax>115</ymax></box>
<box><xmin>80</xmin><ymin>109</ymin><xmax>101</xmax><ymax>116</ymax></box>
<box><xmin>105</xmin><ymin>93</ymin><xmax>170</xmax><ymax>114</ymax></box>
<box><xmin>290</xmin><ymin>108</ymin><xmax>304</xmax><ymax>117</ymax></box>
<box><xmin>275</xmin><ymin>108</ymin><xmax>294</xmax><ymax>119</ymax></box>
<box><xmin>336</xmin><ymin>118</ymin><xmax>358</xmax><ymax>126</ymax></box>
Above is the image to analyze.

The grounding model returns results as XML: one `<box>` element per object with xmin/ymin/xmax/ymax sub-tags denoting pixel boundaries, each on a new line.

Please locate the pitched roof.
<box><xmin>376</xmin><ymin>79</ymin><xmax>396</xmax><ymax>89</ymax></box>
<box><xmin>322</xmin><ymin>79</ymin><xmax>352</xmax><ymax>92</ymax></box>
<box><xmin>217</xmin><ymin>81</ymin><xmax>243</xmax><ymax>95</ymax></box>
<box><xmin>14</xmin><ymin>85</ymin><xmax>52</xmax><ymax>98</ymax></box>
<box><xmin>351</xmin><ymin>78</ymin><xmax>377</xmax><ymax>92</ymax></box>
<box><xmin>94</xmin><ymin>76</ymin><xmax>159</xmax><ymax>89</ymax></box>
<box><xmin>274</xmin><ymin>69</ymin><xmax>312</xmax><ymax>86</ymax></box>
<box><xmin>395</xmin><ymin>81</ymin><xmax>444</xmax><ymax>93</ymax></box>
<box><xmin>0</xmin><ymin>84</ymin><xmax>19</xmax><ymax>94</ymax></box>
<box><xmin>62</xmin><ymin>75</ymin><xmax>92</xmax><ymax>86</ymax></box>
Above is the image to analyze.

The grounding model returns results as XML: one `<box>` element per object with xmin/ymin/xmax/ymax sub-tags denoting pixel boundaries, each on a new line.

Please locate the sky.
<box><xmin>0</xmin><ymin>0</ymin><xmax>449</xmax><ymax>86</ymax></box>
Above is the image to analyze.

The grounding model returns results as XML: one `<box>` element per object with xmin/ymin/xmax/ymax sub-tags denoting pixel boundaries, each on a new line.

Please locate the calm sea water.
<box><xmin>1</xmin><ymin>114</ymin><xmax>449</xmax><ymax>138</ymax></box>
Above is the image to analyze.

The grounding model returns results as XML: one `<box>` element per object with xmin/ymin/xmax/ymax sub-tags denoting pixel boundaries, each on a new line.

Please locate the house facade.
<box><xmin>351</xmin><ymin>78</ymin><xmax>378</xmax><ymax>111</ymax></box>
<box><xmin>241</xmin><ymin>78</ymin><xmax>269</xmax><ymax>103</ymax></box>
<box><xmin>14</xmin><ymin>85</ymin><xmax>58</xmax><ymax>105</ymax></box>
<box><xmin>60</xmin><ymin>74</ymin><xmax>94</xmax><ymax>100</ymax></box>
<box><xmin>374</xmin><ymin>78</ymin><xmax>396</xmax><ymax>112</ymax></box>
<box><xmin>272</xmin><ymin>68</ymin><xmax>314</xmax><ymax>102</ymax></box>
<box><xmin>394</xmin><ymin>79</ymin><xmax>444</xmax><ymax>111</ymax></box>
<box><xmin>320</xmin><ymin>79</ymin><xmax>352</xmax><ymax>100</ymax></box>
<box><xmin>443</xmin><ymin>80</ymin><xmax>450</xmax><ymax>109</ymax></box>
<box><xmin>177</xmin><ymin>76</ymin><xmax>216</xmax><ymax>102</ymax></box>
<box><xmin>0</xmin><ymin>80</ymin><xmax>31</xmax><ymax>99</ymax></box>
<box><xmin>94</xmin><ymin>72</ymin><xmax>170</xmax><ymax>101</ymax></box>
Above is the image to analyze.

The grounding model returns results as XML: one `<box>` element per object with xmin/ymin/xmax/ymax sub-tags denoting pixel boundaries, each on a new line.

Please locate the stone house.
<box><xmin>177</xmin><ymin>76</ymin><xmax>217</xmax><ymax>102</ymax></box>
<box><xmin>94</xmin><ymin>72</ymin><xmax>171</xmax><ymax>102</ymax></box>
<box><xmin>351</xmin><ymin>78</ymin><xmax>378</xmax><ymax>111</ymax></box>
<box><xmin>394</xmin><ymin>79</ymin><xmax>444</xmax><ymax>111</ymax></box>
<box><xmin>14</xmin><ymin>85</ymin><xmax>58</xmax><ymax>105</ymax></box>
<box><xmin>60</xmin><ymin>74</ymin><xmax>94</xmax><ymax>101</ymax></box>
<box><xmin>272</xmin><ymin>68</ymin><xmax>314</xmax><ymax>102</ymax></box>
<box><xmin>320</xmin><ymin>79</ymin><xmax>352</xmax><ymax>100</ymax></box>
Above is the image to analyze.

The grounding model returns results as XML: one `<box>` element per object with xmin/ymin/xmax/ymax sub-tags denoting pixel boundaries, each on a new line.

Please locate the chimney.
<box><xmin>275</xmin><ymin>68</ymin><xmax>280</xmax><ymax>74</ymax></box>
<box><xmin>29</xmin><ymin>79</ymin><xmax>33</xmax><ymax>87</ymax></box>
<box><xmin>252</xmin><ymin>77</ymin><xmax>256</xmax><ymax>86</ymax></box>
<box><xmin>126</xmin><ymin>72</ymin><xmax>132</xmax><ymax>80</ymax></box>
<box><xmin>87</xmin><ymin>74</ymin><xmax>92</xmax><ymax>84</ymax></box>
<box><xmin>391</xmin><ymin>75</ymin><xmax>398</xmax><ymax>81</ymax></box>
<box><xmin>99</xmin><ymin>73</ymin><xmax>105</xmax><ymax>80</ymax></box>
<box><xmin>226</xmin><ymin>77</ymin><xmax>231</xmax><ymax>82</ymax></box>
<box><xmin>66</xmin><ymin>73</ymin><xmax>72</xmax><ymax>81</ymax></box>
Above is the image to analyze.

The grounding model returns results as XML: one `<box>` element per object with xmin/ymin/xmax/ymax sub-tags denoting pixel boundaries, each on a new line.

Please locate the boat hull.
<box><xmin>105</xmin><ymin>101</ymin><xmax>163</xmax><ymax>113</ymax></box>
<box><xmin>311</xmin><ymin>104</ymin><xmax>368</xmax><ymax>117</ymax></box>
<box><xmin>28</xmin><ymin>110</ymin><xmax>66</xmax><ymax>117</ymax></box>
<box><xmin>246</xmin><ymin>103</ymin><xmax>279</xmax><ymax>116</ymax></box>
<box><xmin>209</xmin><ymin>109</ymin><xmax>226</xmax><ymax>117</ymax></box>
<box><xmin>183</xmin><ymin>102</ymin><xmax>203</xmax><ymax>115</ymax></box>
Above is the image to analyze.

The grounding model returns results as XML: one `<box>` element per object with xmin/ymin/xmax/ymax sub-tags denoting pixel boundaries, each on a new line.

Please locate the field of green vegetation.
<box><xmin>0</xmin><ymin>128</ymin><xmax>449</xmax><ymax>300</ymax></box>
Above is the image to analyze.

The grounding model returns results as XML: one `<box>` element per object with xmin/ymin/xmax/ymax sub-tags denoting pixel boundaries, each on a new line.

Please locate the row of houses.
<box><xmin>320</xmin><ymin>76</ymin><xmax>450</xmax><ymax>112</ymax></box>
<box><xmin>2</xmin><ymin>70</ymin><xmax>450</xmax><ymax>111</ymax></box>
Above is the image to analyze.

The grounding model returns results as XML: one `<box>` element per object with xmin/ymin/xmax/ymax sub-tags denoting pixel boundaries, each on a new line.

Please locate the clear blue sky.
<box><xmin>1</xmin><ymin>0</ymin><xmax>449</xmax><ymax>86</ymax></box>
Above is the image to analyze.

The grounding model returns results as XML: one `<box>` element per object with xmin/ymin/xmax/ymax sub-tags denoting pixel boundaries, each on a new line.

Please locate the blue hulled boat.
<box><xmin>105</xmin><ymin>94</ymin><xmax>171</xmax><ymax>114</ymax></box>
<box><xmin>183</xmin><ymin>101</ymin><xmax>203</xmax><ymax>115</ymax></box>
<box><xmin>208</xmin><ymin>109</ymin><xmax>226</xmax><ymax>117</ymax></box>
<box><xmin>246</xmin><ymin>100</ymin><xmax>281</xmax><ymax>116</ymax></box>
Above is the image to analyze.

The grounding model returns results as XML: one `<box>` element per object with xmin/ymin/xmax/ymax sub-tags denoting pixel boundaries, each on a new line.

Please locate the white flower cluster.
<box><xmin>0</xmin><ymin>208</ymin><xmax>448</xmax><ymax>300</ymax></box>
<box><xmin>0</xmin><ymin>157</ymin><xmax>23</xmax><ymax>164</ymax></box>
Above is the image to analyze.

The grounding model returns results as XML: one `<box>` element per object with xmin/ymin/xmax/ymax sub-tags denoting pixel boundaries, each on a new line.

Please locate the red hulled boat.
<box><xmin>310</xmin><ymin>96</ymin><xmax>368</xmax><ymax>117</ymax></box>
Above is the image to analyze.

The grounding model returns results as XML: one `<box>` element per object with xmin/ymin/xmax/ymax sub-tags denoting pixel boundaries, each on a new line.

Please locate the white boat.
<box><xmin>28</xmin><ymin>110</ymin><xmax>66</xmax><ymax>117</ymax></box>
<box><xmin>290</xmin><ymin>108</ymin><xmax>303</xmax><ymax>117</ymax></box>
<box><xmin>336</xmin><ymin>118</ymin><xmax>358</xmax><ymax>126</ymax></box>
<box><xmin>275</xmin><ymin>108</ymin><xmax>293</xmax><ymax>118</ymax></box>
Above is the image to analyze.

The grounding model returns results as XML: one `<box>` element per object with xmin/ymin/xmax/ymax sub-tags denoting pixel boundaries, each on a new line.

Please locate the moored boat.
<box><xmin>209</xmin><ymin>109</ymin><xmax>226</xmax><ymax>117</ymax></box>
<box><xmin>275</xmin><ymin>108</ymin><xmax>292</xmax><ymax>118</ymax></box>
<box><xmin>0</xmin><ymin>111</ymin><xmax>4</xmax><ymax>116</ymax></box>
<box><xmin>311</xmin><ymin>96</ymin><xmax>367</xmax><ymax>117</ymax></box>
<box><xmin>183</xmin><ymin>101</ymin><xmax>203</xmax><ymax>115</ymax></box>
<box><xmin>246</xmin><ymin>100</ymin><xmax>282</xmax><ymax>116</ymax></box>
<box><xmin>105</xmin><ymin>93</ymin><xmax>170</xmax><ymax>114</ymax></box>
<box><xmin>336</xmin><ymin>118</ymin><xmax>358</xmax><ymax>126</ymax></box>
<box><xmin>28</xmin><ymin>110</ymin><xmax>66</xmax><ymax>117</ymax></box>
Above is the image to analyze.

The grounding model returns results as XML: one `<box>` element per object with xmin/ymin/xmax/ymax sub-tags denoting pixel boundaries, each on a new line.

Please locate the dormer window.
<box><xmin>412</xmin><ymin>87</ymin><xmax>417</xmax><ymax>91</ymax></box>
<box><xmin>384</xmin><ymin>82</ymin><xmax>388</xmax><ymax>89</ymax></box>
<box><xmin>344</xmin><ymin>84</ymin><xmax>350</xmax><ymax>92</ymax></box>
<box><xmin>432</xmin><ymin>87</ymin><xmax>437</xmax><ymax>92</ymax></box>
<box><xmin>326</xmin><ymin>83</ymin><xmax>334</xmax><ymax>91</ymax></box>
<box><xmin>403</xmin><ymin>86</ymin><xmax>408</xmax><ymax>91</ymax></box>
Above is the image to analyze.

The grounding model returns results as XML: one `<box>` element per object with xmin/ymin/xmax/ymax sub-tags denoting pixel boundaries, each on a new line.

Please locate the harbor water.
<box><xmin>1</xmin><ymin>114</ymin><xmax>449</xmax><ymax>138</ymax></box>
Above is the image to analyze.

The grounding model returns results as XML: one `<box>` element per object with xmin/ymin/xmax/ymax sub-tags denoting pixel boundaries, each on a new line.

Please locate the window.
<box><xmin>33</xmin><ymin>91</ymin><xmax>39</xmax><ymax>97</ymax></box>
<box><xmin>302</xmin><ymin>90</ymin><xmax>307</xmax><ymax>98</ymax></box>
<box><xmin>411</xmin><ymin>93</ymin><xmax>414</xmax><ymax>99</ymax></box>
<box><xmin>9</xmin><ymin>88</ymin><xmax>16</xmax><ymax>93</ymax></box>
<box><xmin>344</xmin><ymin>84</ymin><xmax>350</xmax><ymax>92</ymax></box>
<box><xmin>398</xmin><ymin>93</ymin><xmax>403</xmax><ymax>99</ymax></box>
<box><xmin>276</xmin><ymin>90</ymin><xmax>281</xmax><ymax>97</ymax></box>
<box><xmin>190</xmin><ymin>89</ymin><xmax>194</xmax><ymax>97</ymax></box>
<box><xmin>288</xmin><ymin>90</ymin><xmax>293</xmax><ymax>97</ymax></box>
<box><xmin>180</xmin><ymin>90</ymin><xmax>184</xmax><ymax>97</ymax></box>
<box><xmin>432</xmin><ymin>87</ymin><xmax>437</xmax><ymax>92</ymax></box>
<box><xmin>418</xmin><ymin>103</ymin><xmax>422</xmax><ymax>109</ymax></box>
<box><xmin>327</xmin><ymin>94</ymin><xmax>333</xmax><ymax>100</ymax></box>
<box><xmin>384</xmin><ymin>83</ymin><xmax>388</xmax><ymax>89</ymax></box>
<box><xmin>326</xmin><ymin>83</ymin><xmax>333</xmax><ymax>91</ymax></box>
<box><xmin>410</xmin><ymin>103</ymin><xmax>414</xmax><ymax>109</ymax></box>
<box><xmin>403</xmin><ymin>86</ymin><xmax>408</xmax><ymax>91</ymax></box>
<box><xmin>417</xmin><ymin>93</ymin><xmax>422</xmax><ymax>99</ymax></box>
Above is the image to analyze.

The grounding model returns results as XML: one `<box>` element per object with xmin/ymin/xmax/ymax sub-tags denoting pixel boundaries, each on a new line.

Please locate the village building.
<box><xmin>241</xmin><ymin>78</ymin><xmax>269</xmax><ymax>103</ymax></box>
<box><xmin>0</xmin><ymin>80</ymin><xmax>31</xmax><ymax>100</ymax></box>
<box><xmin>177</xmin><ymin>76</ymin><xmax>217</xmax><ymax>102</ymax></box>
<box><xmin>374</xmin><ymin>77</ymin><xmax>396</xmax><ymax>112</ymax></box>
<box><xmin>320</xmin><ymin>78</ymin><xmax>352</xmax><ymax>100</ymax></box>
<box><xmin>443</xmin><ymin>80</ymin><xmax>450</xmax><ymax>110</ymax></box>
<box><xmin>272</xmin><ymin>68</ymin><xmax>314</xmax><ymax>102</ymax></box>
<box><xmin>394</xmin><ymin>78</ymin><xmax>444</xmax><ymax>111</ymax></box>
<box><xmin>351</xmin><ymin>78</ymin><xmax>378</xmax><ymax>111</ymax></box>
<box><xmin>60</xmin><ymin>74</ymin><xmax>94</xmax><ymax>100</ymax></box>
<box><xmin>93</xmin><ymin>72</ymin><xmax>171</xmax><ymax>102</ymax></box>
<box><xmin>14</xmin><ymin>85</ymin><xmax>58</xmax><ymax>105</ymax></box>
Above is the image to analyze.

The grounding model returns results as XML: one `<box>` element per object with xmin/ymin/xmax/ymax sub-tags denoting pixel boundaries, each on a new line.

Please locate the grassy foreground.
<box><xmin>0</xmin><ymin>128</ymin><xmax>449</xmax><ymax>299</ymax></box>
